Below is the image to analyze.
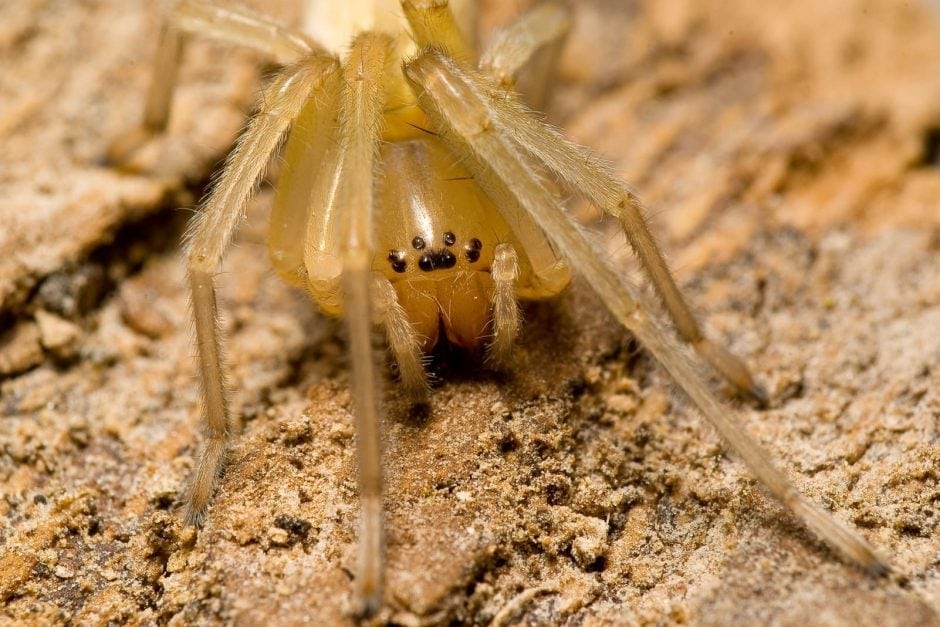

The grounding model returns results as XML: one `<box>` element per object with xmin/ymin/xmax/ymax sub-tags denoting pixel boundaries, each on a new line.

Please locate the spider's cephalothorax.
<box><xmin>268</xmin><ymin>3</ymin><xmax>570</xmax><ymax>359</ymax></box>
<box><xmin>111</xmin><ymin>0</ymin><xmax>888</xmax><ymax>617</ymax></box>
<box><xmin>332</xmin><ymin>134</ymin><xmax>570</xmax><ymax>353</ymax></box>
<box><xmin>374</xmin><ymin>136</ymin><xmax>570</xmax><ymax>352</ymax></box>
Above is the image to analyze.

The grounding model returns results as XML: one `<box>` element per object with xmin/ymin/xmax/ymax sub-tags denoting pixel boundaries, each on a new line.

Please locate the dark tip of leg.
<box><xmin>746</xmin><ymin>381</ymin><xmax>770</xmax><ymax>408</ymax></box>
<box><xmin>408</xmin><ymin>400</ymin><xmax>432</xmax><ymax>425</ymax></box>
<box><xmin>868</xmin><ymin>558</ymin><xmax>893</xmax><ymax>579</ymax></box>
<box><xmin>694</xmin><ymin>338</ymin><xmax>770</xmax><ymax>407</ymax></box>
<box><xmin>353</xmin><ymin>592</ymin><xmax>382</xmax><ymax>622</ymax></box>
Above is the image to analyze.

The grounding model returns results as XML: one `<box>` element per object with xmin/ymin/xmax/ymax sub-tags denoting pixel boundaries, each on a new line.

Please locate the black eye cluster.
<box><xmin>387</xmin><ymin>232</ymin><xmax>484</xmax><ymax>274</ymax></box>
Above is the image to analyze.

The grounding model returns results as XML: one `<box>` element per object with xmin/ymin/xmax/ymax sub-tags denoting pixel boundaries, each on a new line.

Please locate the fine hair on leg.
<box><xmin>331</xmin><ymin>32</ymin><xmax>397</xmax><ymax>617</ymax></box>
<box><xmin>443</xmin><ymin>52</ymin><xmax>768</xmax><ymax>403</ymax></box>
<box><xmin>402</xmin><ymin>0</ymin><xmax>474</xmax><ymax>62</ymax></box>
<box><xmin>374</xmin><ymin>276</ymin><xmax>429</xmax><ymax>394</ymax></box>
<box><xmin>183</xmin><ymin>52</ymin><xmax>339</xmax><ymax>524</ymax></box>
<box><xmin>404</xmin><ymin>49</ymin><xmax>890</xmax><ymax>577</ymax></box>
<box><xmin>479</xmin><ymin>0</ymin><xmax>571</xmax><ymax>107</ymax></box>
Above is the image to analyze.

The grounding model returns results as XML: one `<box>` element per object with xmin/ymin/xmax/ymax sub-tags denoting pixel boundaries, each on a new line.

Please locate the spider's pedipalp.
<box><xmin>487</xmin><ymin>242</ymin><xmax>521</xmax><ymax>367</ymax></box>
<box><xmin>404</xmin><ymin>48</ymin><xmax>890</xmax><ymax>577</ymax></box>
<box><xmin>374</xmin><ymin>276</ymin><xmax>428</xmax><ymax>393</ymax></box>
<box><xmin>183</xmin><ymin>52</ymin><xmax>339</xmax><ymax>525</ymax></box>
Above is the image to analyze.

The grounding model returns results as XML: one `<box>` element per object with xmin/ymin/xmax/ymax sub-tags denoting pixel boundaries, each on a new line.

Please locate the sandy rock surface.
<box><xmin>1</xmin><ymin>0</ymin><xmax>938</xmax><ymax>625</ymax></box>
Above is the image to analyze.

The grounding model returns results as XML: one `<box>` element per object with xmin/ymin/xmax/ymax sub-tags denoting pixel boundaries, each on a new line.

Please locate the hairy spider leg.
<box><xmin>183</xmin><ymin>51</ymin><xmax>340</xmax><ymax>525</ymax></box>
<box><xmin>404</xmin><ymin>49</ymin><xmax>890</xmax><ymax>577</ymax></box>
<box><xmin>469</xmin><ymin>2</ymin><xmax>763</xmax><ymax>401</ymax></box>
<box><xmin>469</xmin><ymin>69</ymin><xmax>769</xmax><ymax>404</ymax></box>
<box><xmin>480</xmin><ymin>0</ymin><xmax>572</xmax><ymax>108</ymax></box>
<box><xmin>324</xmin><ymin>34</ymin><xmax>395</xmax><ymax>614</ymax></box>
<box><xmin>184</xmin><ymin>27</ymin><xmax>397</xmax><ymax>614</ymax></box>
<box><xmin>109</xmin><ymin>0</ymin><xmax>890</xmax><ymax>620</ymax></box>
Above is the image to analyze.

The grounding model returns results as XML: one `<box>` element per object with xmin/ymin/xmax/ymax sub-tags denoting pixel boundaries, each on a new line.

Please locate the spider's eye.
<box><xmin>465</xmin><ymin>238</ymin><xmax>482</xmax><ymax>263</ymax></box>
<box><xmin>418</xmin><ymin>249</ymin><xmax>457</xmax><ymax>272</ymax></box>
<box><xmin>387</xmin><ymin>250</ymin><xmax>407</xmax><ymax>273</ymax></box>
<box><xmin>440</xmin><ymin>249</ymin><xmax>457</xmax><ymax>268</ymax></box>
<box><xmin>443</xmin><ymin>231</ymin><xmax>456</xmax><ymax>246</ymax></box>
<box><xmin>412</xmin><ymin>236</ymin><xmax>426</xmax><ymax>250</ymax></box>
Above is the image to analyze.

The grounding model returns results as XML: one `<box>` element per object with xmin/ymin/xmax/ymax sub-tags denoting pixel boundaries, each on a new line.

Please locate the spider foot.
<box><xmin>695</xmin><ymin>338</ymin><xmax>769</xmax><ymax>407</ymax></box>
<box><xmin>105</xmin><ymin>125</ymin><xmax>159</xmax><ymax>171</ymax></box>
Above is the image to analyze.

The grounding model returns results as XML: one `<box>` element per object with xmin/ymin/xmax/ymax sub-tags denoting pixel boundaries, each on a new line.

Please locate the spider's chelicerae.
<box><xmin>110</xmin><ymin>0</ymin><xmax>889</xmax><ymax>616</ymax></box>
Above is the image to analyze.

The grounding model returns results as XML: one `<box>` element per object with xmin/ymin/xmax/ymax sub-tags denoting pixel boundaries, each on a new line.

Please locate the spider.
<box><xmin>109</xmin><ymin>0</ymin><xmax>889</xmax><ymax>617</ymax></box>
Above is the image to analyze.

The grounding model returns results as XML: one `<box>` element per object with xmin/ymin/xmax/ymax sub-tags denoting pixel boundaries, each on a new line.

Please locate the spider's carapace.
<box><xmin>377</xmin><ymin>137</ymin><xmax>570</xmax><ymax>352</ymax></box>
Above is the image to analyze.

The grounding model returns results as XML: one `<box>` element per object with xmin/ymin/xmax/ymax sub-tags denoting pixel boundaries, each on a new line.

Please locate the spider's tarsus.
<box><xmin>352</xmin><ymin>591</ymin><xmax>382</xmax><ymax>622</ymax></box>
<box><xmin>867</xmin><ymin>558</ymin><xmax>893</xmax><ymax>579</ymax></box>
<box><xmin>744</xmin><ymin>381</ymin><xmax>770</xmax><ymax>408</ymax></box>
<box><xmin>105</xmin><ymin>125</ymin><xmax>157</xmax><ymax>170</ymax></box>
<box><xmin>694</xmin><ymin>338</ymin><xmax>768</xmax><ymax>407</ymax></box>
<box><xmin>183</xmin><ymin>504</ymin><xmax>208</xmax><ymax>528</ymax></box>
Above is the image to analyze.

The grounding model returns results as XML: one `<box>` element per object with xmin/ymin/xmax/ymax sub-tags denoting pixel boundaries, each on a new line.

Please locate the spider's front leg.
<box><xmin>433</xmin><ymin>3</ymin><xmax>762</xmax><ymax>402</ymax></box>
<box><xmin>472</xmin><ymin>80</ymin><xmax>769</xmax><ymax>404</ymax></box>
<box><xmin>327</xmin><ymin>33</ymin><xmax>397</xmax><ymax>616</ymax></box>
<box><xmin>404</xmin><ymin>49</ymin><xmax>890</xmax><ymax>578</ymax></box>
<box><xmin>265</xmin><ymin>31</ymin><xmax>399</xmax><ymax>616</ymax></box>
<box><xmin>183</xmin><ymin>52</ymin><xmax>339</xmax><ymax>523</ymax></box>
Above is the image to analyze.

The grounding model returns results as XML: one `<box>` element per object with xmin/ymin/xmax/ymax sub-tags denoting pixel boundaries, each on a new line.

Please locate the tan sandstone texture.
<box><xmin>1</xmin><ymin>0</ymin><xmax>938</xmax><ymax>625</ymax></box>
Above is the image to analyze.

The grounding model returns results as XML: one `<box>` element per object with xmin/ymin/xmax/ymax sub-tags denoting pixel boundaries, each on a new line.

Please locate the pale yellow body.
<box><xmin>272</xmin><ymin>127</ymin><xmax>569</xmax><ymax>352</ymax></box>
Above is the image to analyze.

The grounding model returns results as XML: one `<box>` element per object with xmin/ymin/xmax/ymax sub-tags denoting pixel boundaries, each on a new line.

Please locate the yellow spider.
<box><xmin>109</xmin><ymin>0</ymin><xmax>887</xmax><ymax>617</ymax></box>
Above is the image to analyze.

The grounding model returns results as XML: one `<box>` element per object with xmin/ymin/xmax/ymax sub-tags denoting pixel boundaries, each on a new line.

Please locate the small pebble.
<box><xmin>36</xmin><ymin>309</ymin><xmax>81</xmax><ymax>357</ymax></box>
<box><xmin>267</xmin><ymin>526</ymin><xmax>290</xmax><ymax>547</ymax></box>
